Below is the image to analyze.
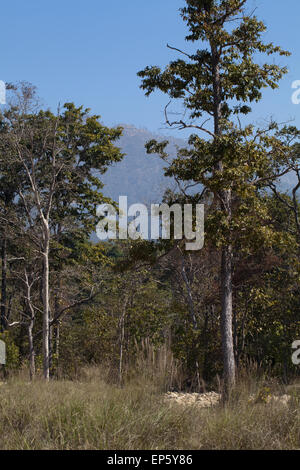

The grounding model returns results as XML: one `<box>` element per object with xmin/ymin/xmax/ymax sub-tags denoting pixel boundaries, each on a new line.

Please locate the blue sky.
<box><xmin>1</xmin><ymin>0</ymin><xmax>300</xmax><ymax>136</ymax></box>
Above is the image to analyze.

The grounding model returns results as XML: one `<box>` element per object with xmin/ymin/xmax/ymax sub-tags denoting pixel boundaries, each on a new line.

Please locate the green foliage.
<box><xmin>138</xmin><ymin>0</ymin><xmax>295</xmax><ymax>252</ymax></box>
<box><xmin>139</xmin><ymin>0</ymin><xmax>289</xmax><ymax>119</ymax></box>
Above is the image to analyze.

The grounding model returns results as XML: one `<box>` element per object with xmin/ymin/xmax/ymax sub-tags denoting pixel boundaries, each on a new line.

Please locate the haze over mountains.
<box><xmin>101</xmin><ymin>125</ymin><xmax>297</xmax><ymax>207</ymax></box>
<box><xmin>101</xmin><ymin>125</ymin><xmax>183</xmax><ymax>206</ymax></box>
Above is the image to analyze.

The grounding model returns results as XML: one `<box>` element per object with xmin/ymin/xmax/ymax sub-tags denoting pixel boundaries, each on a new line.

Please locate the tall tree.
<box><xmin>1</xmin><ymin>85</ymin><xmax>123</xmax><ymax>379</ymax></box>
<box><xmin>138</xmin><ymin>0</ymin><xmax>290</xmax><ymax>394</ymax></box>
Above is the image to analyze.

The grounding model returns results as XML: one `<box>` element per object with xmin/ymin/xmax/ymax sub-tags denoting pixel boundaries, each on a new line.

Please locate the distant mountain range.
<box><xmin>101</xmin><ymin>125</ymin><xmax>184</xmax><ymax>206</ymax></box>
<box><xmin>100</xmin><ymin>124</ymin><xmax>297</xmax><ymax>206</ymax></box>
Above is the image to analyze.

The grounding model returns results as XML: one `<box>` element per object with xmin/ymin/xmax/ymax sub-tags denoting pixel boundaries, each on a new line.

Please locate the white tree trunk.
<box><xmin>28</xmin><ymin>322</ymin><xmax>35</xmax><ymax>381</ymax></box>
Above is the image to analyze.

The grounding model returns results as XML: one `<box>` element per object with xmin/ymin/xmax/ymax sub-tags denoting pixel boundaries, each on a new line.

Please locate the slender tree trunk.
<box><xmin>28</xmin><ymin>322</ymin><xmax>35</xmax><ymax>381</ymax></box>
<box><xmin>221</xmin><ymin>244</ymin><xmax>235</xmax><ymax>396</ymax></box>
<box><xmin>49</xmin><ymin>315</ymin><xmax>53</xmax><ymax>376</ymax></box>
<box><xmin>55</xmin><ymin>322</ymin><xmax>60</xmax><ymax>377</ymax></box>
<box><xmin>54</xmin><ymin>287</ymin><xmax>61</xmax><ymax>378</ymax></box>
<box><xmin>119</xmin><ymin>297</ymin><xmax>129</xmax><ymax>387</ymax></box>
<box><xmin>42</xmin><ymin>225</ymin><xmax>50</xmax><ymax>381</ymax></box>
<box><xmin>24</xmin><ymin>273</ymin><xmax>36</xmax><ymax>381</ymax></box>
<box><xmin>119</xmin><ymin>312</ymin><xmax>125</xmax><ymax>387</ymax></box>
<box><xmin>1</xmin><ymin>236</ymin><xmax>7</xmax><ymax>332</ymax></box>
<box><xmin>202</xmin><ymin>306</ymin><xmax>210</xmax><ymax>382</ymax></box>
<box><xmin>233</xmin><ymin>306</ymin><xmax>238</xmax><ymax>368</ymax></box>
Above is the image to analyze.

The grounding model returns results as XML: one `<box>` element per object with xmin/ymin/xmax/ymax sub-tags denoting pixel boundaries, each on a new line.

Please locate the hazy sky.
<box><xmin>1</xmin><ymin>0</ymin><xmax>300</xmax><ymax>136</ymax></box>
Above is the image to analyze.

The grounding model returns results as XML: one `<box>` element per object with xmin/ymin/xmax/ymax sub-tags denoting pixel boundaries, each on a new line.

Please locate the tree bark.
<box><xmin>1</xmin><ymin>236</ymin><xmax>7</xmax><ymax>331</ymax></box>
<box><xmin>119</xmin><ymin>296</ymin><xmax>129</xmax><ymax>387</ymax></box>
<box><xmin>54</xmin><ymin>287</ymin><xmax>61</xmax><ymax>378</ymax></box>
<box><xmin>24</xmin><ymin>272</ymin><xmax>36</xmax><ymax>381</ymax></box>
<box><xmin>221</xmin><ymin>244</ymin><xmax>235</xmax><ymax>395</ymax></box>
<box><xmin>55</xmin><ymin>322</ymin><xmax>60</xmax><ymax>377</ymax></box>
<box><xmin>49</xmin><ymin>314</ymin><xmax>53</xmax><ymax>376</ymax></box>
<box><xmin>42</xmin><ymin>224</ymin><xmax>50</xmax><ymax>381</ymax></box>
<box><xmin>28</xmin><ymin>322</ymin><xmax>35</xmax><ymax>381</ymax></box>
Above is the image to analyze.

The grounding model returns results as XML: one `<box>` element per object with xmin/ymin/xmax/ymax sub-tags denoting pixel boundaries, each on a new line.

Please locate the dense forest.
<box><xmin>0</xmin><ymin>0</ymin><xmax>299</xmax><ymax>404</ymax></box>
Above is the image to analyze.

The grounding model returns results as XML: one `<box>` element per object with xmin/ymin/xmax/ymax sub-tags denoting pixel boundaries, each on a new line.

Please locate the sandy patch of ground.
<box><xmin>164</xmin><ymin>391</ymin><xmax>293</xmax><ymax>408</ymax></box>
<box><xmin>164</xmin><ymin>391</ymin><xmax>221</xmax><ymax>408</ymax></box>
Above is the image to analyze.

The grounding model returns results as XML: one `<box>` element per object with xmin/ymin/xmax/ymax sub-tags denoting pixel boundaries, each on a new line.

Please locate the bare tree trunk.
<box><xmin>24</xmin><ymin>271</ymin><xmax>36</xmax><ymax>381</ymax></box>
<box><xmin>42</xmin><ymin>226</ymin><xmax>50</xmax><ymax>381</ymax></box>
<box><xmin>233</xmin><ymin>306</ymin><xmax>238</xmax><ymax>368</ymax></box>
<box><xmin>1</xmin><ymin>236</ymin><xmax>7</xmax><ymax>331</ymax></box>
<box><xmin>49</xmin><ymin>315</ymin><xmax>53</xmax><ymax>376</ymax></box>
<box><xmin>55</xmin><ymin>322</ymin><xmax>60</xmax><ymax>377</ymax></box>
<box><xmin>28</xmin><ymin>322</ymin><xmax>35</xmax><ymax>381</ymax></box>
<box><xmin>119</xmin><ymin>313</ymin><xmax>125</xmax><ymax>386</ymax></box>
<box><xmin>119</xmin><ymin>297</ymin><xmax>129</xmax><ymax>387</ymax></box>
<box><xmin>202</xmin><ymin>306</ymin><xmax>210</xmax><ymax>382</ymax></box>
<box><xmin>221</xmin><ymin>243</ymin><xmax>235</xmax><ymax>397</ymax></box>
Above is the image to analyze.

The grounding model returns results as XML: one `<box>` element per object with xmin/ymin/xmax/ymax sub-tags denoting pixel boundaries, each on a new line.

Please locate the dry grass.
<box><xmin>0</xmin><ymin>373</ymin><xmax>189</xmax><ymax>450</ymax></box>
<box><xmin>0</xmin><ymin>369</ymin><xmax>299</xmax><ymax>450</ymax></box>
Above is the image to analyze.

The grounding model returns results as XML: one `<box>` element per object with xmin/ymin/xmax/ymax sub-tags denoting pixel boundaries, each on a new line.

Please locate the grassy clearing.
<box><xmin>0</xmin><ymin>370</ymin><xmax>299</xmax><ymax>450</ymax></box>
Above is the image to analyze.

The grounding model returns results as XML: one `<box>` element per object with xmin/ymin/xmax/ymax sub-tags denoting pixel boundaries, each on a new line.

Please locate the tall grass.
<box><xmin>127</xmin><ymin>338</ymin><xmax>186</xmax><ymax>392</ymax></box>
<box><xmin>0</xmin><ymin>375</ymin><xmax>190</xmax><ymax>450</ymax></box>
<box><xmin>0</xmin><ymin>368</ymin><xmax>299</xmax><ymax>450</ymax></box>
